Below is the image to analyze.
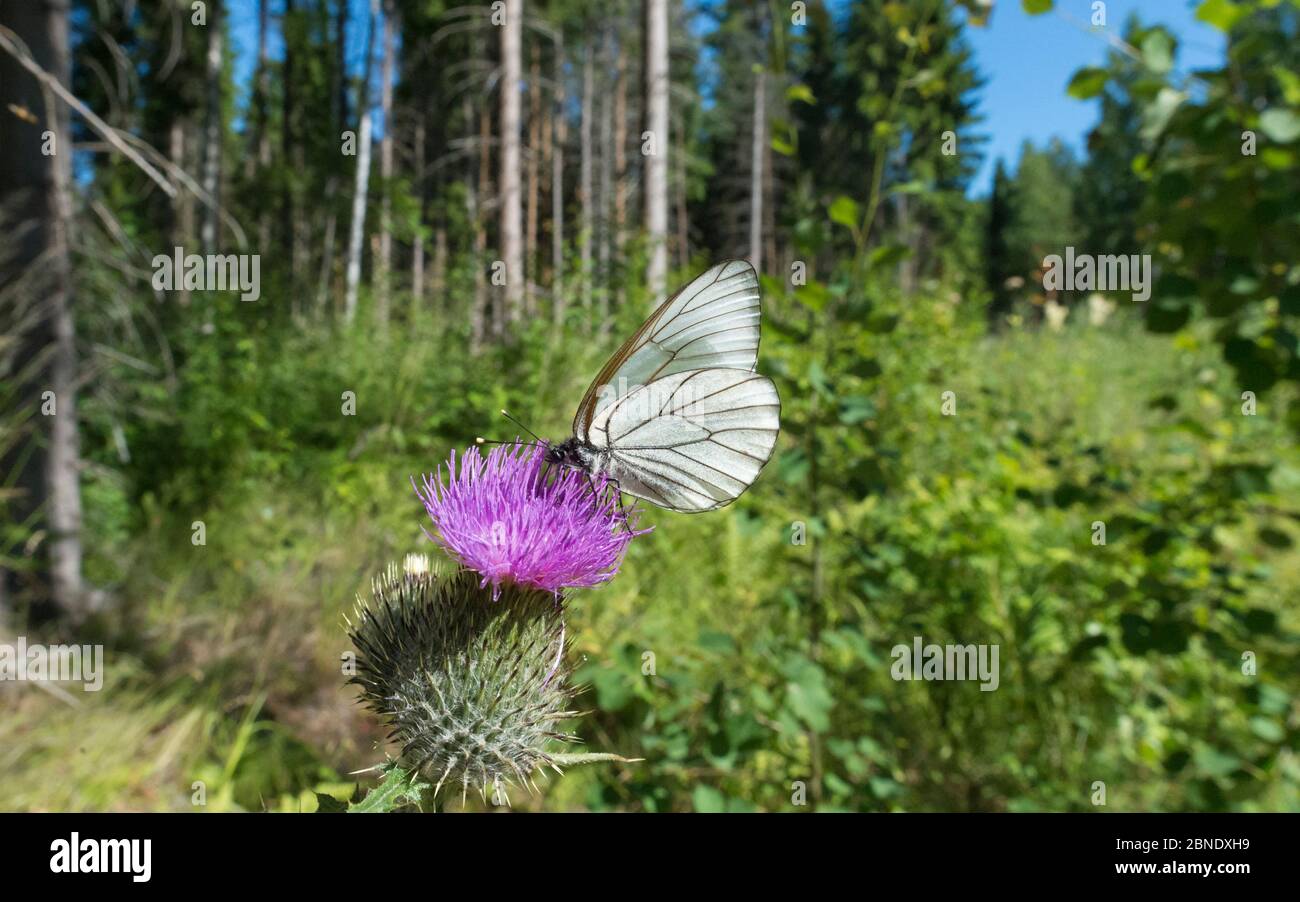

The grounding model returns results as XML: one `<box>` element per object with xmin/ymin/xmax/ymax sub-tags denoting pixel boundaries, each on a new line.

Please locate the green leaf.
<box><xmin>1193</xmin><ymin>745</ymin><xmax>1240</xmax><ymax>779</ymax></box>
<box><xmin>1141</xmin><ymin>31</ymin><xmax>1174</xmax><ymax>75</ymax></box>
<box><xmin>698</xmin><ymin>630</ymin><xmax>738</xmax><ymax>654</ymax></box>
<box><xmin>868</xmin><ymin>243</ymin><xmax>910</xmax><ymax>270</ymax></box>
<box><xmin>795</xmin><ymin>281</ymin><xmax>830</xmax><ymax>312</ymax></box>
<box><xmin>839</xmin><ymin>394</ymin><xmax>877</xmax><ymax>423</ymax></box>
<box><xmin>1249</xmin><ymin>717</ymin><xmax>1284</xmax><ymax>743</ymax></box>
<box><xmin>1022</xmin><ymin>0</ymin><xmax>1053</xmax><ymax>14</ymax></box>
<box><xmin>1274</xmin><ymin>66</ymin><xmax>1300</xmax><ymax>105</ymax></box>
<box><xmin>828</xmin><ymin>195</ymin><xmax>860</xmax><ymax>231</ymax></box>
<box><xmin>889</xmin><ymin>179</ymin><xmax>926</xmax><ymax>195</ymax></box>
<box><xmin>586</xmin><ymin>665</ymin><xmax>633</xmax><ymax>711</ymax></box>
<box><xmin>866</xmin><ymin>313</ymin><xmax>901</xmax><ymax>334</ymax></box>
<box><xmin>1195</xmin><ymin>0</ymin><xmax>1245</xmax><ymax>33</ymax></box>
<box><xmin>782</xmin><ymin>655</ymin><xmax>834</xmax><ymax>733</ymax></box>
<box><xmin>777</xmin><ymin>448</ymin><xmax>810</xmax><ymax>484</ymax></box>
<box><xmin>1141</xmin><ymin>87</ymin><xmax>1186</xmax><ymax>141</ymax></box>
<box><xmin>314</xmin><ymin>792</ymin><xmax>349</xmax><ymax>813</ymax></box>
<box><xmin>785</xmin><ymin>83</ymin><xmax>816</xmax><ymax>105</ymax></box>
<box><xmin>691</xmin><ymin>785</ymin><xmax>727</xmax><ymax>813</ymax></box>
<box><xmin>348</xmin><ymin>764</ymin><xmax>429</xmax><ymax>813</ymax></box>
<box><xmin>770</xmin><ymin>135</ymin><xmax>796</xmax><ymax>157</ymax></box>
<box><xmin>1259</xmin><ymin>109</ymin><xmax>1300</xmax><ymax>143</ymax></box>
<box><xmin>1067</xmin><ymin>67</ymin><xmax>1109</xmax><ymax>100</ymax></box>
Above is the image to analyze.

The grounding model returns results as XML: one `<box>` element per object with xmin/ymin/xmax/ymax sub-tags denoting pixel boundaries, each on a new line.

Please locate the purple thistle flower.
<box><xmin>413</xmin><ymin>442</ymin><xmax>648</xmax><ymax>597</ymax></box>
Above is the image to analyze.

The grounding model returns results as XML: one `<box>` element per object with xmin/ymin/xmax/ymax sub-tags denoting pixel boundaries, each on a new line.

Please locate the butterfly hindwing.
<box><xmin>588</xmin><ymin>368</ymin><xmax>780</xmax><ymax>512</ymax></box>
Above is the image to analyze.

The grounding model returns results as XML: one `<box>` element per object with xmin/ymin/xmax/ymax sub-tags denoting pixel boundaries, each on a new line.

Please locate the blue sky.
<box><xmin>962</xmin><ymin>0</ymin><xmax>1226</xmax><ymax>193</ymax></box>
<box><xmin>227</xmin><ymin>0</ymin><xmax>1227</xmax><ymax>197</ymax></box>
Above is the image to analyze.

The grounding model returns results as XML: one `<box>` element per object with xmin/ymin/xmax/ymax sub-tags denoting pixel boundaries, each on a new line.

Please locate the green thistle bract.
<box><xmin>347</xmin><ymin>564</ymin><xmax>578</xmax><ymax>802</ymax></box>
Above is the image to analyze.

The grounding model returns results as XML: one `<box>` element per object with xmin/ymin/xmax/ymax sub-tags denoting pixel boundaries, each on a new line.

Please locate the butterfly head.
<box><xmin>545</xmin><ymin>436</ymin><xmax>593</xmax><ymax>472</ymax></box>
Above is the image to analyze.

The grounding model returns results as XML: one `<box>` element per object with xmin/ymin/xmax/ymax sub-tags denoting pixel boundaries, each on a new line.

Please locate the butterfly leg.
<box><xmin>606</xmin><ymin>479</ymin><xmax>636</xmax><ymax>534</ymax></box>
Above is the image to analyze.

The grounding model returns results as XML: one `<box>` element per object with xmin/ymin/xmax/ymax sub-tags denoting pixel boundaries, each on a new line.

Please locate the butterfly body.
<box><xmin>545</xmin><ymin>436</ymin><xmax>602</xmax><ymax>474</ymax></box>
<box><xmin>552</xmin><ymin>260</ymin><xmax>781</xmax><ymax>513</ymax></box>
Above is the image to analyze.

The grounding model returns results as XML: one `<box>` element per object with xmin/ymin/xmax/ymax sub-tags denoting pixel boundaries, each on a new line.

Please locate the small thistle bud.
<box><xmin>402</xmin><ymin>552</ymin><xmax>431</xmax><ymax>576</ymax></box>
<box><xmin>347</xmin><ymin>565</ymin><xmax>579</xmax><ymax>801</ymax></box>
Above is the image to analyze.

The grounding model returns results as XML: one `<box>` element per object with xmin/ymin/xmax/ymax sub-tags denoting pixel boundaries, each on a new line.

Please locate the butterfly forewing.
<box><xmin>573</xmin><ymin>260</ymin><xmax>761</xmax><ymax>440</ymax></box>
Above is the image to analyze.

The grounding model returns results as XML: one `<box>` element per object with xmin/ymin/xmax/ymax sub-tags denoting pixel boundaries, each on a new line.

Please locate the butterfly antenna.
<box><xmin>499</xmin><ymin>409</ymin><xmax>544</xmax><ymax>444</ymax></box>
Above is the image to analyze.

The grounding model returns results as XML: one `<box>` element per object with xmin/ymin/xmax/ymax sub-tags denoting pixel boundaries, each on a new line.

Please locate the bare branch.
<box><xmin>0</xmin><ymin>24</ymin><xmax>174</xmax><ymax>196</ymax></box>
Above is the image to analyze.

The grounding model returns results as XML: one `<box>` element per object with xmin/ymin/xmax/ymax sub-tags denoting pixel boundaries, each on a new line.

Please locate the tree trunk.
<box><xmin>169</xmin><ymin>117</ymin><xmax>192</xmax><ymax>306</ymax></box>
<box><xmin>0</xmin><ymin>0</ymin><xmax>86</xmax><ymax>619</ymax></box>
<box><xmin>499</xmin><ymin>0</ymin><xmax>524</xmax><ymax>324</ymax></box>
<box><xmin>283</xmin><ymin>0</ymin><xmax>298</xmax><ymax>290</ymax></box>
<box><xmin>200</xmin><ymin>0</ymin><xmax>223</xmax><ymax>252</ymax></box>
<box><xmin>612</xmin><ymin>45</ymin><xmax>627</xmax><ymax>283</ymax></box>
<box><xmin>525</xmin><ymin>43</ymin><xmax>541</xmax><ymax>314</ymax></box>
<box><xmin>474</xmin><ymin>94</ymin><xmax>492</xmax><ymax>344</ymax></box>
<box><xmin>432</xmin><ymin>223</ymin><xmax>447</xmax><ymax>301</ymax></box>
<box><xmin>375</xmin><ymin>0</ymin><xmax>394</xmax><ymax>326</ymax></box>
<box><xmin>597</xmin><ymin>34</ymin><xmax>613</xmax><ymax>328</ymax></box>
<box><xmin>764</xmin><ymin>132</ymin><xmax>776</xmax><ymax>276</ymax></box>
<box><xmin>412</xmin><ymin>118</ymin><xmax>426</xmax><ymax>304</ymax></box>
<box><xmin>896</xmin><ymin>192</ymin><xmax>916</xmax><ymax>296</ymax></box>
<box><xmin>643</xmin><ymin>0</ymin><xmax>669</xmax><ymax>304</ymax></box>
<box><xmin>748</xmin><ymin>68</ymin><xmax>765</xmax><ymax>274</ymax></box>
<box><xmin>315</xmin><ymin>177</ymin><xmax>338</xmax><ymax>318</ymax></box>
<box><xmin>467</xmin><ymin>87</ymin><xmax>484</xmax><ymax>345</ymax></box>
<box><xmin>551</xmin><ymin>43</ymin><xmax>566</xmax><ymax>325</ymax></box>
<box><xmin>674</xmin><ymin>110</ymin><xmax>688</xmax><ymax>268</ymax></box>
<box><xmin>336</xmin><ymin>0</ymin><xmax>349</xmax><ymax>129</ymax></box>
<box><xmin>254</xmin><ymin>0</ymin><xmax>271</xmax><ymax>250</ymax></box>
<box><xmin>579</xmin><ymin>44</ymin><xmax>593</xmax><ymax>314</ymax></box>
<box><xmin>343</xmin><ymin>0</ymin><xmax>379</xmax><ymax>325</ymax></box>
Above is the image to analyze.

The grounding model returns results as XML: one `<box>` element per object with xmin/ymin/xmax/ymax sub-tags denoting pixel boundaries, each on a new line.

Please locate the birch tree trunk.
<box><xmin>343</xmin><ymin>0</ymin><xmax>379</xmax><ymax>326</ymax></box>
<box><xmin>199</xmin><ymin>0</ymin><xmax>223</xmax><ymax>252</ymax></box>
<box><xmin>0</xmin><ymin>0</ymin><xmax>86</xmax><ymax>618</ymax></box>
<box><xmin>597</xmin><ymin>34</ymin><xmax>613</xmax><ymax>327</ymax></box>
<box><xmin>612</xmin><ymin>47</ymin><xmax>627</xmax><ymax>282</ymax></box>
<box><xmin>315</xmin><ymin>176</ymin><xmax>338</xmax><ymax>317</ymax></box>
<box><xmin>499</xmin><ymin>0</ymin><xmax>524</xmax><ymax>324</ymax></box>
<box><xmin>526</xmin><ymin>43</ymin><xmax>541</xmax><ymax>315</ymax></box>
<box><xmin>748</xmin><ymin>67</ymin><xmax>765</xmax><ymax>274</ymax></box>
<box><xmin>764</xmin><ymin>133</ymin><xmax>776</xmax><ymax>275</ymax></box>
<box><xmin>643</xmin><ymin>0</ymin><xmax>669</xmax><ymax>304</ymax></box>
<box><xmin>283</xmin><ymin>0</ymin><xmax>297</xmax><ymax>287</ymax></box>
<box><xmin>432</xmin><ymin>223</ymin><xmax>447</xmax><ymax>301</ymax></box>
<box><xmin>412</xmin><ymin>119</ymin><xmax>425</xmax><ymax>304</ymax></box>
<box><xmin>551</xmin><ymin>43</ymin><xmax>566</xmax><ymax>325</ymax></box>
<box><xmin>169</xmin><ymin>117</ymin><xmax>192</xmax><ymax>305</ymax></box>
<box><xmin>254</xmin><ymin>0</ymin><xmax>271</xmax><ymax>249</ymax></box>
<box><xmin>475</xmin><ymin>96</ymin><xmax>492</xmax><ymax>343</ymax></box>
<box><xmin>467</xmin><ymin>88</ymin><xmax>485</xmax><ymax>346</ymax></box>
<box><xmin>376</xmin><ymin>0</ymin><xmax>394</xmax><ymax>326</ymax></box>
<box><xmin>579</xmin><ymin>45</ymin><xmax>593</xmax><ymax>314</ymax></box>
<box><xmin>674</xmin><ymin>111</ymin><xmax>688</xmax><ymax>268</ymax></box>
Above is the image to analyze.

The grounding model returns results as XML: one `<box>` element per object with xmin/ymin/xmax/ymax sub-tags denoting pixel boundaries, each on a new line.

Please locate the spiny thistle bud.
<box><xmin>347</xmin><ymin>564</ymin><xmax>582</xmax><ymax>802</ymax></box>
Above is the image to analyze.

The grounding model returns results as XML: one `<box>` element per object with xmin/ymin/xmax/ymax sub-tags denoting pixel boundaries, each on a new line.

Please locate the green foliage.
<box><xmin>1070</xmin><ymin>1</ymin><xmax>1300</xmax><ymax>422</ymax></box>
<box><xmin>572</xmin><ymin>292</ymin><xmax>1300</xmax><ymax>812</ymax></box>
<box><xmin>336</xmin><ymin>763</ymin><xmax>430</xmax><ymax>813</ymax></box>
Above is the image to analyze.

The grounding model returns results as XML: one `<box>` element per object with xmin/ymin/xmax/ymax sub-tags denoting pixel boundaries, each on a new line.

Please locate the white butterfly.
<box><xmin>546</xmin><ymin>260</ymin><xmax>781</xmax><ymax>512</ymax></box>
